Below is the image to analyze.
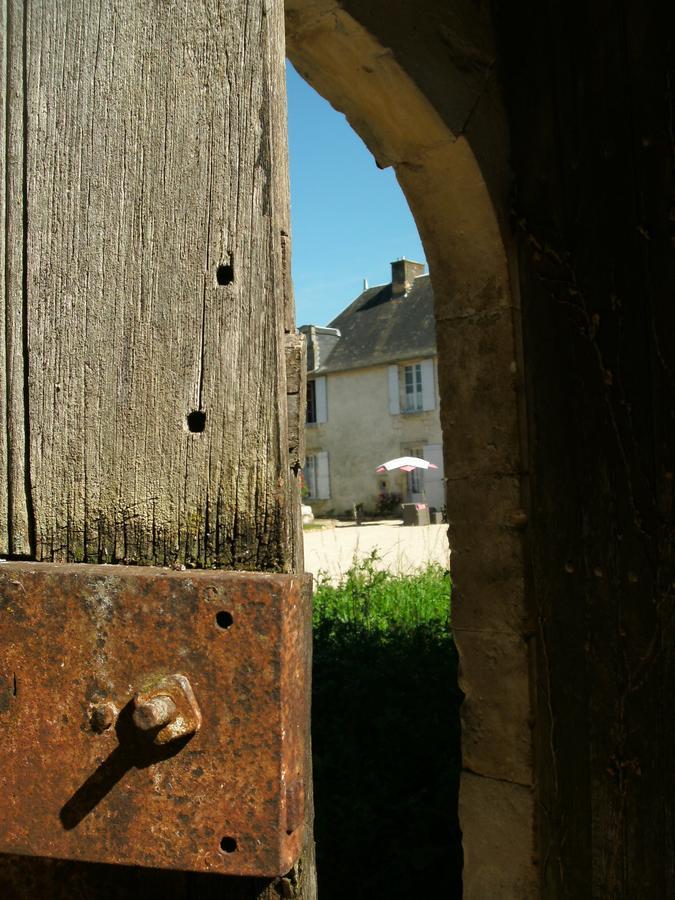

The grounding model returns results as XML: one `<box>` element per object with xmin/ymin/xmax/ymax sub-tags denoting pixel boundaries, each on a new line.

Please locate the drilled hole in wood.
<box><xmin>216</xmin><ymin>263</ymin><xmax>234</xmax><ymax>286</ymax></box>
<box><xmin>216</xmin><ymin>611</ymin><xmax>234</xmax><ymax>630</ymax></box>
<box><xmin>187</xmin><ymin>410</ymin><xmax>206</xmax><ymax>433</ymax></box>
<box><xmin>219</xmin><ymin>836</ymin><xmax>237</xmax><ymax>853</ymax></box>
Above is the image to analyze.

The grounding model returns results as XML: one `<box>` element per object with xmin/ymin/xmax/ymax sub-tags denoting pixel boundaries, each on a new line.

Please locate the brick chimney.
<box><xmin>391</xmin><ymin>258</ymin><xmax>426</xmax><ymax>297</ymax></box>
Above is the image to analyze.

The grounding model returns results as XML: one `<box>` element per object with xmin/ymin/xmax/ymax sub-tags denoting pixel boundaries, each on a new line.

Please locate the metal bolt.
<box><xmin>132</xmin><ymin>673</ymin><xmax>201</xmax><ymax>745</ymax></box>
<box><xmin>132</xmin><ymin>695</ymin><xmax>177</xmax><ymax>732</ymax></box>
<box><xmin>90</xmin><ymin>701</ymin><xmax>118</xmax><ymax>733</ymax></box>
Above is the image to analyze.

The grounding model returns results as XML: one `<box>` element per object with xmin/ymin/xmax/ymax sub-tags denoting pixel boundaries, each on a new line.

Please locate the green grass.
<box><xmin>313</xmin><ymin>551</ymin><xmax>451</xmax><ymax>632</ymax></box>
<box><xmin>312</xmin><ymin>553</ymin><xmax>463</xmax><ymax>899</ymax></box>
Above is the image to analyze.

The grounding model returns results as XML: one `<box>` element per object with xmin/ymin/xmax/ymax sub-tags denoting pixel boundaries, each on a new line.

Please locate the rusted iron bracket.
<box><xmin>0</xmin><ymin>563</ymin><xmax>311</xmax><ymax>876</ymax></box>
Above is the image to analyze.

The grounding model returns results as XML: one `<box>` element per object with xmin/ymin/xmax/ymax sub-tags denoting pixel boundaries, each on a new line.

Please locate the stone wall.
<box><xmin>305</xmin><ymin>362</ymin><xmax>443</xmax><ymax>516</ymax></box>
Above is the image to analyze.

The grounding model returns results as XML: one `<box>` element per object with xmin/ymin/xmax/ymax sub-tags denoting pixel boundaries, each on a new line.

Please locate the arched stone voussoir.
<box><xmin>285</xmin><ymin>1</ymin><xmax>536</xmax><ymax>896</ymax></box>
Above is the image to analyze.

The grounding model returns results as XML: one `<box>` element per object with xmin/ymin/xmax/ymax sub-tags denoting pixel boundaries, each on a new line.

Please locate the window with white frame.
<box><xmin>303</xmin><ymin>451</ymin><xmax>330</xmax><ymax>499</ymax></box>
<box><xmin>405</xmin><ymin>445</ymin><xmax>424</xmax><ymax>494</ymax></box>
<box><xmin>401</xmin><ymin>363</ymin><xmax>423</xmax><ymax>412</ymax></box>
<box><xmin>388</xmin><ymin>359</ymin><xmax>435</xmax><ymax>415</ymax></box>
<box><xmin>408</xmin><ymin>464</ymin><xmax>423</xmax><ymax>495</ymax></box>
<box><xmin>306</xmin><ymin>376</ymin><xmax>327</xmax><ymax>425</ymax></box>
<box><xmin>304</xmin><ymin>454</ymin><xmax>317</xmax><ymax>498</ymax></box>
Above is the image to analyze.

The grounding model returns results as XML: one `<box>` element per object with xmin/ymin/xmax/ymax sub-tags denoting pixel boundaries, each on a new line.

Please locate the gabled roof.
<box><xmin>316</xmin><ymin>274</ymin><xmax>435</xmax><ymax>373</ymax></box>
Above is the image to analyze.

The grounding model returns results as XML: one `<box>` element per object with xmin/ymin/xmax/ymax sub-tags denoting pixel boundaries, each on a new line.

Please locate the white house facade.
<box><xmin>301</xmin><ymin>259</ymin><xmax>445</xmax><ymax>517</ymax></box>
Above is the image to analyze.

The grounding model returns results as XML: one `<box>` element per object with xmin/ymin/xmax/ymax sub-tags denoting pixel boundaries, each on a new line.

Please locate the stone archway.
<box><xmin>285</xmin><ymin>2</ymin><xmax>536</xmax><ymax>896</ymax></box>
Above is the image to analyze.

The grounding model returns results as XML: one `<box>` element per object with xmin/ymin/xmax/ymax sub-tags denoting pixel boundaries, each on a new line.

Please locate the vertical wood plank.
<box><xmin>0</xmin><ymin>0</ymin><xmax>8</xmax><ymax>553</ymax></box>
<box><xmin>270</xmin><ymin>31</ymin><xmax>314</xmax><ymax>896</ymax></box>
<box><xmin>2</xmin><ymin>0</ymin><xmax>31</xmax><ymax>555</ymax></box>
<box><xmin>18</xmin><ymin>0</ymin><xmax>290</xmax><ymax>569</ymax></box>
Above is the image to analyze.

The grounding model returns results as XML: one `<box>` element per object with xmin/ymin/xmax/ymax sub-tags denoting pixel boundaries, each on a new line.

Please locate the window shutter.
<box><xmin>388</xmin><ymin>365</ymin><xmax>400</xmax><ymax>415</ymax></box>
<box><xmin>422</xmin><ymin>444</ymin><xmax>445</xmax><ymax>509</ymax></box>
<box><xmin>422</xmin><ymin>443</ymin><xmax>444</xmax><ymax>474</ymax></box>
<box><xmin>315</xmin><ymin>376</ymin><xmax>328</xmax><ymax>423</ymax></box>
<box><xmin>317</xmin><ymin>451</ymin><xmax>330</xmax><ymax>499</ymax></box>
<box><xmin>421</xmin><ymin>359</ymin><xmax>436</xmax><ymax>411</ymax></box>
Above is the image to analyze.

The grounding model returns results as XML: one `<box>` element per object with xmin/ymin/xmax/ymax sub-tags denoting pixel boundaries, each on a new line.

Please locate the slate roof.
<box><xmin>315</xmin><ymin>274</ymin><xmax>436</xmax><ymax>373</ymax></box>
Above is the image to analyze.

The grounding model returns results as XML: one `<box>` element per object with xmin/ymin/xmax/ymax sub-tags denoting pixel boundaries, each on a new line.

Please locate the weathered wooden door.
<box><xmin>0</xmin><ymin>0</ymin><xmax>314</xmax><ymax>896</ymax></box>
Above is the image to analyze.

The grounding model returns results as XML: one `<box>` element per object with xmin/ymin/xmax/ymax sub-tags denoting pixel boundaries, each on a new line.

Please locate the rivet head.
<box><xmin>506</xmin><ymin>509</ymin><xmax>529</xmax><ymax>529</ymax></box>
<box><xmin>90</xmin><ymin>701</ymin><xmax>118</xmax><ymax>734</ymax></box>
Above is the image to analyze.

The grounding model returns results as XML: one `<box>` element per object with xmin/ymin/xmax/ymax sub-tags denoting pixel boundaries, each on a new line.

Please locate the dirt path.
<box><xmin>302</xmin><ymin>520</ymin><xmax>450</xmax><ymax>583</ymax></box>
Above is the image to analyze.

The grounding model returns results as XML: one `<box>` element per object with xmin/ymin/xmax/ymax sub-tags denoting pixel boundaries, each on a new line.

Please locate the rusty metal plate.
<box><xmin>0</xmin><ymin>563</ymin><xmax>311</xmax><ymax>876</ymax></box>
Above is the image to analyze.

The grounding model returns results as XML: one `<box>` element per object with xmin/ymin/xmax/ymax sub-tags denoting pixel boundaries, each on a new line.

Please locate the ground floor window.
<box><xmin>304</xmin><ymin>451</ymin><xmax>331</xmax><ymax>499</ymax></box>
<box><xmin>405</xmin><ymin>445</ymin><xmax>425</xmax><ymax>496</ymax></box>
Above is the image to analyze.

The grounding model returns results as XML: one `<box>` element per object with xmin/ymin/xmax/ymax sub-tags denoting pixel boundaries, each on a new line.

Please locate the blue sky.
<box><xmin>286</xmin><ymin>62</ymin><xmax>425</xmax><ymax>328</ymax></box>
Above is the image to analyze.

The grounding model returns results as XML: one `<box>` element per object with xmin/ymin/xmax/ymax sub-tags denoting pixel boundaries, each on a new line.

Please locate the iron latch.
<box><xmin>0</xmin><ymin>563</ymin><xmax>311</xmax><ymax>876</ymax></box>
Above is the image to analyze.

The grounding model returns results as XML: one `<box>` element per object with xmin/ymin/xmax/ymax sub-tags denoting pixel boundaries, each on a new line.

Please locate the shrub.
<box><xmin>312</xmin><ymin>554</ymin><xmax>463</xmax><ymax>899</ymax></box>
<box><xmin>375</xmin><ymin>489</ymin><xmax>402</xmax><ymax>516</ymax></box>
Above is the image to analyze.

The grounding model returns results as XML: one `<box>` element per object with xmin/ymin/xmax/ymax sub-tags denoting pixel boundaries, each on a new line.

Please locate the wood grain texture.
<box><xmin>286</xmin><ymin>331</ymin><xmax>306</xmax><ymax>475</ymax></box>
<box><xmin>0</xmin><ymin>0</ymin><xmax>8</xmax><ymax>554</ymax></box>
<box><xmin>495</xmin><ymin>1</ymin><xmax>675</xmax><ymax>896</ymax></box>
<box><xmin>12</xmin><ymin>0</ymin><xmax>290</xmax><ymax>569</ymax></box>
<box><xmin>1</xmin><ymin>0</ymin><xmax>32</xmax><ymax>555</ymax></box>
<box><xmin>1</xmin><ymin>0</ymin><xmax>316</xmax><ymax>897</ymax></box>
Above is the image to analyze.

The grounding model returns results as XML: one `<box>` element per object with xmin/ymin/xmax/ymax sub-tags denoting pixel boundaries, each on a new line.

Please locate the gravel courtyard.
<box><xmin>302</xmin><ymin>520</ymin><xmax>450</xmax><ymax>583</ymax></box>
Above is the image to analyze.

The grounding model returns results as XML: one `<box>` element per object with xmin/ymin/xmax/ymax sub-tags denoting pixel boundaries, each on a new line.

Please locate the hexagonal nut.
<box><xmin>132</xmin><ymin>673</ymin><xmax>202</xmax><ymax>745</ymax></box>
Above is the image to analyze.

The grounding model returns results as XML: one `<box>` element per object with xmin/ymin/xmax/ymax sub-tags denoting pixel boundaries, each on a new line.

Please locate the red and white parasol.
<box><xmin>376</xmin><ymin>456</ymin><xmax>438</xmax><ymax>473</ymax></box>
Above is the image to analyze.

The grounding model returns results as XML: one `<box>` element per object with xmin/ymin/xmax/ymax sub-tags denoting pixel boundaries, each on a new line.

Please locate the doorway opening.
<box><xmin>285</xmin><ymin>2</ymin><xmax>534</xmax><ymax>898</ymax></box>
<box><xmin>286</xmin><ymin>56</ymin><xmax>462</xmax><ymax>900</ymax></box>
